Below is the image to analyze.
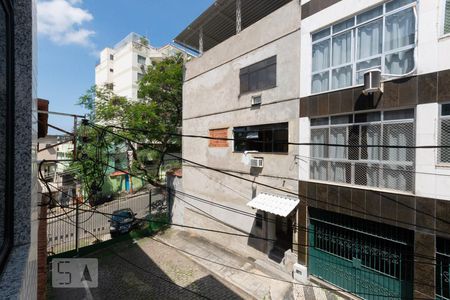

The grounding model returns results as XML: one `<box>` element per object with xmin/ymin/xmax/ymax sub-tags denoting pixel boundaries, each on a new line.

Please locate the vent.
<box><xmin>363</xmin><ymin>69</ymin><xmax>382</xmax><ymax>95</ymax></box>
<box><xmin>251</xmin><ymin>95</ymin><xmax>262</xmax><ymax>106</ymax></box>
<box><xmin>249</xmin><ymin>158</ymin><xmax>264</xmax><ymax>168</ymax></box>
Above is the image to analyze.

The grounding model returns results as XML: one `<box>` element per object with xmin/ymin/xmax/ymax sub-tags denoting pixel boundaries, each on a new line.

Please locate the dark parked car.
<box><xmin>109</xmin><ymin>208</ymin><xmax>138</xmax><ymax>236</ymax></box>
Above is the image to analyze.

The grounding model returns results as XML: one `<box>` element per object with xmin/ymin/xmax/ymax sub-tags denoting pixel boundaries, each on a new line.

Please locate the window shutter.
<box><xmin>445</xmin><ymin>0</ymin><xmax>450</xmax><ymax>34</ymax></box>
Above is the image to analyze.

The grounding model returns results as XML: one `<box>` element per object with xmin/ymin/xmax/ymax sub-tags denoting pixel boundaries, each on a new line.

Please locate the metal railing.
<box><xmin>46</xmin><ymin>189</ymin><xmax>168</xmax><ymax>255</ymax></box>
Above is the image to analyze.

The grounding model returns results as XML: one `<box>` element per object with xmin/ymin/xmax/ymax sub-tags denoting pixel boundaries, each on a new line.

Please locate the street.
<box><xmin>47</xmin><ymin>191</ymin><xmax>165</xmax><ymax>254</ymax></box>
<box><xmin>49</xmin><ymin>233</ymin><xmax>245</xmax><ymax>300</ymax></box>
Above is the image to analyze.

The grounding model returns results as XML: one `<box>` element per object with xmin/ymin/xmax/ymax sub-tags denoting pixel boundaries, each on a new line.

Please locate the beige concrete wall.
<box><xmin>181</xmin><ymin>1</ymin><xmax>301</xmax><ymax>255</ymax></box>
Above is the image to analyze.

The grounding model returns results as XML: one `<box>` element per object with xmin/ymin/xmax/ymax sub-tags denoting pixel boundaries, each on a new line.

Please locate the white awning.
<box><xmin>247</xmin><ymin>193</ymin><xmax>299</xmax><ymax>217</ymax></box>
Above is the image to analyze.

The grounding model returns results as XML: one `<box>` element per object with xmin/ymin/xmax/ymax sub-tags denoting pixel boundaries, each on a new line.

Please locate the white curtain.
<box><xmin>385</xmin><ymin>48</ymin><xmax>414</xmax><ymax>75</ymax></box>
<box><xmin>332</xmin><ymin>66</ymin><xmax>352</xmax><ymax>89</ymax></box>
<box><xmin>312</xmin><ymin>40</ymin><xmax>330</xmax><ymax>72</ymax></box>
<box><xmin>357</xmin><ymin>19</ymin><xmax>382</xmax><ymax>59</ymax></box>
<box><xmin>332</xmin><ymin>32</ymin><xmax>351</xmax><ymax>66</ymax></box>
<box><xmin>329</xmin><ymin>127</ymin><xmax>347</xmax><ymax>182</ymax></box>
<box><xmin>312</xmin><ymin>72</ymin><xmax>329</xmax><ymax>93</ymax></box>
<box><xmin>384</xmin><ymin>8</ymin><xmax>415</xmax><ymax>51</ymax></box>
<box><xmin>311</xmin><ymin>128</ymin><xmax>328</xmax><ymax>180</ymax></box>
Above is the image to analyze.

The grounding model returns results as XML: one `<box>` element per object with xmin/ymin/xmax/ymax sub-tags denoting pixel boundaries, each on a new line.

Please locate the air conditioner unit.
<box><xmin>363</xmin><ymin>69</ymin><xmax>382</xmax><ymax>95</ymax></box>
<box><xmin>249</xmin><ymin>157</ymin><xmax>263</xmax><ymax>168</ymax></box>
<box><xmin>251</xmin><ymin>95</ymin><xmax>262</xmax><ymax>106</ymax></box>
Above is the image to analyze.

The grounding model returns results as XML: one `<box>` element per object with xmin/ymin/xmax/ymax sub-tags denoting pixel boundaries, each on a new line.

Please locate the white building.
<box><xmin>95</xmin><ymin>32</ymin><xmax>191</xmax><ymax>100</ymax></box>
<box><xmin>298</xmin><ymin>0</ymin><xmax>450</xmax><ymax>299</ymax></box>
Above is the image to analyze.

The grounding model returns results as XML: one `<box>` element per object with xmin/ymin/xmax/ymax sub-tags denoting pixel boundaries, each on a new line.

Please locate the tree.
<box><xmin>77</xmin><ymin>54</ymin><xmax>184</xmax><ymax>187</ymax></box>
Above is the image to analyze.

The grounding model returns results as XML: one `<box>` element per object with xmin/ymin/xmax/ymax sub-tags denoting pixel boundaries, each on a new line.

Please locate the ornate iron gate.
<box><xmin>437</xmin><ymin>238</ymin><xmax>450</xmax><ymax>300</ymax></box>
<box><xmin>308</xmin><ymin>208</ymin><xmax>413</xmax><ymax>299</ymax></box>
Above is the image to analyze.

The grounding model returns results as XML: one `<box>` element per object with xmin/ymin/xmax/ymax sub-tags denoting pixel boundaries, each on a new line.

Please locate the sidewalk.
<box><xmin>156</xmin><ymin>229</ymin><xmax>345</xmax><ymax>300</ymax></box>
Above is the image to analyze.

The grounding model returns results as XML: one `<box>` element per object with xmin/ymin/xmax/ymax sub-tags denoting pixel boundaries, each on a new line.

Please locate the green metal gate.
<box><xmin>308</xmin><ymin>209</ymin><xmax>413</xmax><ymax>300</ymax></box>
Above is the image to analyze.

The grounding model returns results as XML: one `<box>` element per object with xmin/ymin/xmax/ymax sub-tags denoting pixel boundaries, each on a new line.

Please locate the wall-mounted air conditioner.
<box><xmin>251</xmin><ymin>95</ymin><xmax>262</xmax><ymax>106</ymax></box>
<box><xmin>363</xmin><ymin>69</ymin><xmax>382</xmax><ymax>95</ymax></box>
<box><xmin>249</xmin><ymin>157</ymin><xmax>263</xmax><ymax>168</ymax></box>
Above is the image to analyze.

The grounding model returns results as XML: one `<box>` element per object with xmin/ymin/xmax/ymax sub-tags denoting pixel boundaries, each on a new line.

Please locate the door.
<box><xmin>275</xmin><ymin>215</ymin><xmax>293</xmax><ymax>251</ymax></box>
<box><xmin>308</xmin><ymin>210</ymin><xmax>413</xmax><ymax>300</ymax></box>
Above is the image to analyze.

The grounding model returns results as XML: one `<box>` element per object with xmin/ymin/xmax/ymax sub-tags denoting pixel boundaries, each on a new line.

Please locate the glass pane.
<box><xmin>311</xmin><ymin>117</ymin><xmax>329</xmax><ymax>126</ymax></box>
<box><xmin>312</xmin><ymin>27</ymin><xmax>331</xmax><ymax>42</ymax></box>
<box><xmin>361</xmin><ymin>124</ymin><xmax>381</xmax><ymax>160</ymax></box>
<box><xmin>312</xmin><ymin>71</ymin><xmax>329</xmax><ymax>93</ymax></box>
<box><xmin>311</xmin><ymin>128</ymin><xmax>329</xmax><ymax>158</ymax></box>
<box><xmin>332</xmin><ymin>31</ymin><xmax>352</xmax><ymax>66</ymax></box>
<box><xmin>331</xmin><ymin>114</ymin><xmax>353</xmax><ymax>125</ymax></box>
<box><xmin>440</xmin><ymin>119</ymin><xmax>450</xmax><ymax>163</ymax></box>
<box><xmin>382</xmin><ymin>123</ymin><xmax>415</xmax><ymax>162</ymax></box>
<box><xmin>385</xmin><ymin>8</ymin><xmax>415</xmax><ymax>51</ymax></box>
<box><xmin>357</xmin><ymin>5</ymin><xmax>383</xmax><ymax>24</ymax></box>
<box><xmin>332</xmin><ymin>65</ymin><xmax>352</xmax><ymax>89</ymax></box>
<box><xmin>445</xmin><ymin>0</ymin><xmax>450</xmax><ymax>34</ymax></box>
<box><xmin>386</xmin><ymin>0</ymin><xmax>415</xmax><ymax>12</ymax></box>
<box><xmin>333</xmin><ymin>18</ymin><xmax>355</xmax><ymax>33</ymax></box>
<box><xmin>330</xmin><ymin>127</ymin><xmax>347</xmax><ymax>159</ymax></box>
<box><xmin>384</xmin><ymin>109</ymin><xmax>414</xmax><ymax>120</ymax></box>
<box><xmin>442</xmin><ymin>103</ymin><xmax>450</xmax><ymax>116</ymax></box>
<box><xmin>355</xmin><ymin>112</ymin><xmax>381</xmax><ymax>123</ymax></box>
<box><xmin>385</xmin><ymin>48</ymin><xmax>415</xmax><ymax>75</ymax></box>
<box><xmin>312</xmin><ymin>39</ymin><xmax>330</xmax><ymax>72</ymax></box>
<box><xmin>356</xmin><ymin>57</ymin><xmax>382</xmax><ymax>84</ymax></box>
<box><xmin>357</xmin><ymin>19</ymin><xmax>383</xmax><ymax>59</ymax></box>
<box><xmin>0</xmin><ymin>5</ymin><xmax>6</xmax><ymax>249</ymax></box>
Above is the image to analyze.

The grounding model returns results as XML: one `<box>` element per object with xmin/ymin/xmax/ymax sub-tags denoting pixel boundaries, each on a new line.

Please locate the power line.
<box><xmin>102</xmin><ymin>124</ymin><xmax>450</xmax><ymax>149</ymax></box>
<box><xmin>86</xmin><ymin>122</ymin><xmax>450</xmax><ymax>231</ymax></box>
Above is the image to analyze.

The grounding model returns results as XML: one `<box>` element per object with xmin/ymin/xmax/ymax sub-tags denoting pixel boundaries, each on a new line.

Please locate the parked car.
<box><xmin>109</xmin><ymin>208</ymin><xmax>138</xmax><ymax>236</ymax></box>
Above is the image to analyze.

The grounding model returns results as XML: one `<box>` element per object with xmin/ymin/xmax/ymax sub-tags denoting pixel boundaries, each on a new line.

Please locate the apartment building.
<box><xmin>0</xmin><ymin>0</ymin><xmax>39</xmax><ymax>298</ymax></box>
<box><xmin>95</xmin><ymin>32</ymin><xmax>191</xmax><ymax>100</ymax></box>
<box><xmin>298</xmin><ymin>0</ymin><xmax>450</xmax><ymax>298</ymax></box>
<box><xmin>175</xmin><ymin>0</ymin><xmax>301</xmax><ymax>269</ymax></box>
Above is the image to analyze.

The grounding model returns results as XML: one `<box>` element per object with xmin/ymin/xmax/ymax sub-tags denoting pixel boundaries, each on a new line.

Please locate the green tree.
<box><xmin>77</xmin><ymin>54</ymin><xmax>184</xmax><ymax>186</ymax></box>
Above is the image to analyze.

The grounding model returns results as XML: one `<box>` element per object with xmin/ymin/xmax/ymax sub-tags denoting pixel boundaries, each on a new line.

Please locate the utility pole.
<box><xmin>73</xmin><ymin>116</ymin><xmax>79</xmax><ymax>255</ymax></box>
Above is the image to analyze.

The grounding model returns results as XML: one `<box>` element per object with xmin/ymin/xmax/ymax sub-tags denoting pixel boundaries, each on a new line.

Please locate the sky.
<box><xmin>37</xmin><ymin>0</ymin><xmax>214</xmax><ymax>132</ymax></box>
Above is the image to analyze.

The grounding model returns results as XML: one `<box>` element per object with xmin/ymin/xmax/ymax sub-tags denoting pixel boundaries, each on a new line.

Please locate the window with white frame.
<box><xmin>310</xmin><ymin>109</ymin><xmax>415</xmax><ymax>192</ymax></box>
<box><xmin>311</xmin><ymin>0</ymin><xmax>417</xmax><ymax>94</ymax></box>
<box><xmin>439</xmin><ymin>103</ymin><xmax>450</xmax><ymax>163</ymax></box>
<box><xmin>444</xmin><ymin>0</ymin><xmax>450</xmax><ymax>35</ymax></box>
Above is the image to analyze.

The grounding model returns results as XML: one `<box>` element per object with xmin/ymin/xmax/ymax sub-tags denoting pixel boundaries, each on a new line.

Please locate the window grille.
<box><xmin>445</xmin><ymin>0</ymin><xmax>450</xmax><ymax>35</ymax></box>
<box><xmin>310</xmin><ymin>109</ymin><xmax>415</xmax><ymax>193</ymax></box>
<box><xmin>437</xmin><ymin>237</ymin><xmax>450</xmax><ymax>300</ymax></box>
<box><xmin>439</xmin><ymin>103</ymin><xmax>450</xmax><ymax>164</ymax></box>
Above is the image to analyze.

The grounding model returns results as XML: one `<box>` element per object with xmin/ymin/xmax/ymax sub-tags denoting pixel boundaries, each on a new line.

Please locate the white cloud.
<box><xmin>37</xmin><ymin>0</ymin><xmax>95</xmax><ymax>47</ymax></box>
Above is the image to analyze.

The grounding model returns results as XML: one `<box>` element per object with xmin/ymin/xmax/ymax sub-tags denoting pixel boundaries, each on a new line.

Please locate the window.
<box><xmin>209</xmin><ymin>128</ymin><xmax>228</xmax><ymax>148</ymax></box>
<box><xmin>137</xmin><ymin>73</ymin><xmax>144</xmax><ymax>81</ymax></box>
<box><xmin>0</xmin><ymin>0</ymin><xmax>14</xmax><ymax>271</ymax></box>
<box><xmin>110</xmin><ymin>54</ymin><xmax>114</xmax><ymax>60</ymax></box>
<box><xmin>137</xmin><ymin>55</ymin><xmax>146</xmax><ymax>65</ymax></box>
<box><xmin>439</xmin><ymin>103</ymin><xmax>450</xmax><ymax>163</ymax></box>
<box><xmin>233</xmin><ymin>123</ymin><xmax>288</xmax><ymax>153</ymax></box>
<box><xmin>444</xmin><ymin>0</ymin><xmax>450</xmax><ymax>35</ymax></box>
<box><xmin>310</xmin><ymin>109</ymin><xmax>415</xmax><ymax>192</ymax></box>
<box><xmin>240</xmin><ymin>56</ymin><xmax>276</xmax><ymax>94</ymax></box>
<box><xmin>311</xmin><ymin>0</ymin><xmax>416</xmax><ymax>94</ymax></box>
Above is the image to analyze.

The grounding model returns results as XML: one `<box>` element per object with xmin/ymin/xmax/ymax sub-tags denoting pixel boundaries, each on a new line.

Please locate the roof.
<box><xmin>174</xmin><ymin>0</ymin><xmax>293</xmax><ymax>52</ymax></box>
<box><xmin>110</xmin><ymin>171</ymin><xmax>128</xmax><ymax>177</ymax></box>
<box><xmin>247</xmin><ymin>193</ymin><xmax>299</xmax><ymax>217</ymax></box>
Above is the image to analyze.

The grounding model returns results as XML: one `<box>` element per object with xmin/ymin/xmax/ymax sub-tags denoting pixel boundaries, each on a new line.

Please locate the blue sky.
<box><xmin>37</xmin><ymin>0</ymin><xmax>214</xmax><ymax>132</ymax></box>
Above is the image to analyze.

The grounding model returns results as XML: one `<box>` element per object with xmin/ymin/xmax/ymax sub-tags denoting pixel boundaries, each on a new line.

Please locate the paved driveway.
<box><xmin>49</xmin><ymin>236</ymin><xmax>245</xmax><ymax>300</ymax></box>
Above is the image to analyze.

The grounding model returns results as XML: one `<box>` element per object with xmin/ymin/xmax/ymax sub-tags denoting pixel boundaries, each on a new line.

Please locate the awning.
<box><xmin>247</xmin><ymin>193</ymin><xmax>299</xmax><ymax>217</ymax></box>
